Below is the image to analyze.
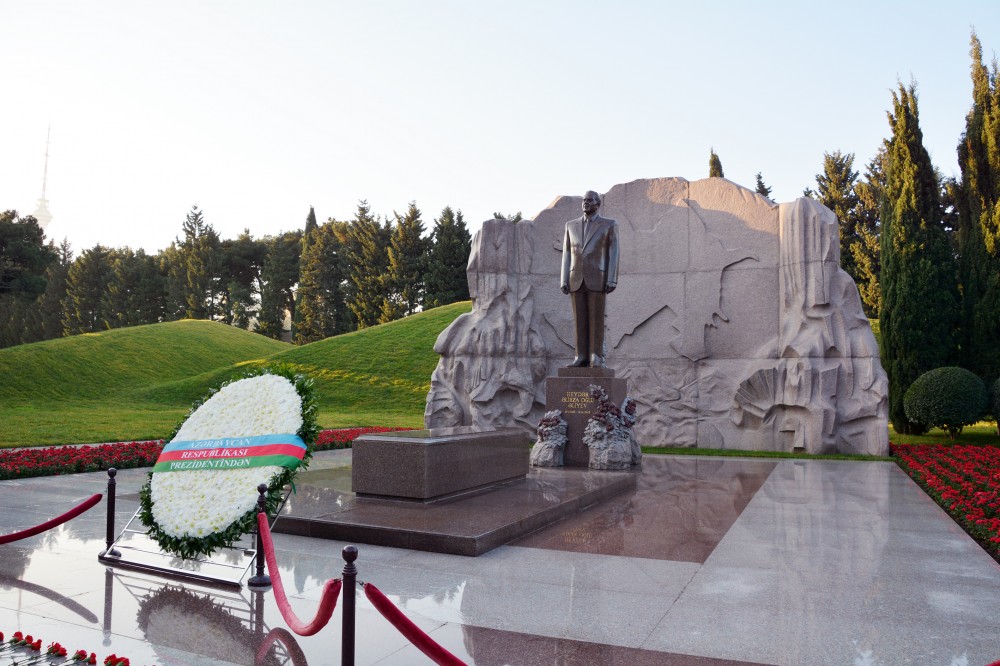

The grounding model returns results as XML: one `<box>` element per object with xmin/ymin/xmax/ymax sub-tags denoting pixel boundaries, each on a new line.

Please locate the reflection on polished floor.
<box><xmin>0</xmin><ymin>453</ymin><xmax>998</xmax><ymax>665</ymax></box>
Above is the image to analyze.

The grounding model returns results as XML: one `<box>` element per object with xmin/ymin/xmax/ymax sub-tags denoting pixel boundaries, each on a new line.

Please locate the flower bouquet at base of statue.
<box><xmin>138</xmin><ymin>364</ymin><xmax>318</xmax><ymax>559</ymax></box>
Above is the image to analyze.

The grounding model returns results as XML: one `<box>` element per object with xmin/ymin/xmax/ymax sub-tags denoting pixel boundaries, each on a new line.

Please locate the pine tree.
<box><xmin>492</xmin><ymin>211</ymin><xmax>523</xmax><ymax>223</ymax></box>
<box><xmin>256</xmin><ymin>231</ymin><xmax>302</xmax><ymax>340</ymax></box>
<box><xmin>0</xmin><ymin>211</ymin><xmax>56</xmax><ymax>300</ymax></box>
<box><xmin>425</xmin><ymin>206</ymin><xmax>471</xmax><ymax>308</ymax></box>
<box><xmin>221</xmin><ymin>230</ymin><xmax>267</xmax><ymax>329</ymax></box>
<box><xmin>380</xmin><ymin>201</ymin><xmax>428</xmax><ymax>323</ymax></box>
<box><xmin>341</xmin><ymin>201</ymin><xmax>391</xmax><ymax>329</ymax></box>
<box><xmin>37</xmin><ymin>239</ymin><xmax>73</xmax><ymax>339</ymax></box>
<box><xmin>63</xmin><ymin>245</ymin><xmax>113</xmax><ymax>334</ymax></box>
<box><xmin>708</xmin><ymin>149</ymin><xmax>724</xmax><ymax>178</ymax></box>
<box><xmin>879</xmin><ymin>83</ymin><xmax>959</xmax><ymax>434</ymax></box>
<box><xmin>956</xmin><ymin>31</ymin><xmax>1000</xmax><ymax>381</ymax></box>
<box><xmin>816</xmin><ymin>151</ymin><xmax>862</xmax><ymax>280</ymax></box>
<box><xmin>754</xmin><ymin>173</ymin><xmax>772</xmax><ymax>199</ymax></box>
<box><xmin>851</xmin><ymin>149</ymin><xmax>887</xmax><ymax>316</ymax></box>
<box><xmin>295</xmin><ymin>221</ymin><xmax>351</xmax><ymax>343</ymax></box>
<box><xmin>160</xmin><ymin>243</ymin><xmax>187</xmax><ymax>321</ymax></box>
<box><xmin>174</xmin><ymin>206</ymin><xmax>222</xmax><ymax>320</ymax></box>
<box><xmin>102</xmin><ymin>249</ymin><xmax>165</xmax><ymax>328</ymax></box>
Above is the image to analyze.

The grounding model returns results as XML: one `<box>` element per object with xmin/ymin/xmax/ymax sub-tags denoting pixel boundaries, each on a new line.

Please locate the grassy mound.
<box><xmin>0</xmin><ymin>303</ymin><xmax>471</xmax><ymax>447</ymax></box>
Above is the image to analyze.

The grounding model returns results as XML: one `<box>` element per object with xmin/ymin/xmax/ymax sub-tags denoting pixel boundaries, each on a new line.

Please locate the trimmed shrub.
<box><xmin>903</xmin><ymin>367</ymin><xmax>987</xmax><ymax>440</ymax></box>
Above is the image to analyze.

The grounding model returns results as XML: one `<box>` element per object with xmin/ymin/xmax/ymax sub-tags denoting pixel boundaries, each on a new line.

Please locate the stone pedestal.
<box><xmin>545</xmin><ymin>368</ymin><xmax>627</xmax><ymax>467</ymax></box>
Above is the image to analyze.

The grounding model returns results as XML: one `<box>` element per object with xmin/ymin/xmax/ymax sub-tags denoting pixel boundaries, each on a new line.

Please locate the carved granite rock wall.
<box><xmin>425</xmin><ymin>177</ymin><xmax>889</xmax><ymax>455</ymax></box>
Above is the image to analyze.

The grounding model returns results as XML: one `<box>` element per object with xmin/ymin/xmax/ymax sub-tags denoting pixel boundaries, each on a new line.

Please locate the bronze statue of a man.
<box><xmin>560</xmin><ymin>190</ymin><xmax>620</xmax><ymax>367</ymax></box>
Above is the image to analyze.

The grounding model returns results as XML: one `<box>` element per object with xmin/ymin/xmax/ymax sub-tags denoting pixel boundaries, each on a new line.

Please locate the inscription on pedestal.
<box><xmin>546</xmin><ymin>371</ymin><xmax>627</xmax><ymax>467</ymax></box>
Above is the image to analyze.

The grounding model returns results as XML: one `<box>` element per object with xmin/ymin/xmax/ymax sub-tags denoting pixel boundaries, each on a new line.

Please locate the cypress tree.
<box><xmin>425</xmin><ymin>206</ymin><xmax>472</xmax><ymax>308</ymax></box>
<box><xmin>879</xmin><ymin>83</ymin><xmax>959</xmax><ymax>434</ymax></box>
<box><xmin>708</xmin><ymin>149</ymin><xmax>724</xmax><ymax>178</ymax></box>
<box><xmin>956</xmin><ymin>31</ymin><xmax>1000</xmax><ymax>381</ymax></box>
<box><xmin>816</xmin><ymin>151</ymin><xmax>862</xmax><ymax>281</ymax></box>
<box><xmin>380</xmin><ymin>201</ymin><xmax>428</xmax><ymax>323</ymax></box>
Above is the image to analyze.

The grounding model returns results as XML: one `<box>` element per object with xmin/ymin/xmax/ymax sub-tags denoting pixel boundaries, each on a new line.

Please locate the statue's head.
<box><xmin>582</xmin><ymin>191</ymin><xmax>601</xmax><ymax>216</ymax></box>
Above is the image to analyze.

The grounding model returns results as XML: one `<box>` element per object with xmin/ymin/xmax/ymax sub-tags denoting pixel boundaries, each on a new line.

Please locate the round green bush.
<box><xmin>903</xmin><ymin>367</ymin><xmax>987</xmax><ymax>440</ymax></box>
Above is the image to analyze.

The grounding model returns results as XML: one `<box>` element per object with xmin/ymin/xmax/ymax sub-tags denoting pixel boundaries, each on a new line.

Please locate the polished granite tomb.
<box><xmin>351</xmin><ymin>426</ymin><xmax>529</xmax><ymax>501</ymax></box>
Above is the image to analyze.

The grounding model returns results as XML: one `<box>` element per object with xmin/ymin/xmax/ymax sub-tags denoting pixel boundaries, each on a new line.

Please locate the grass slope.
<box><xmin>0</xmin><ymin>303</ymin><xmax>471</xmax><ymax>447</ymax></box>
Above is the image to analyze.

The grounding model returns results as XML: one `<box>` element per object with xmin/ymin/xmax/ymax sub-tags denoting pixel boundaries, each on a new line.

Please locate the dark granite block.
<box><xmin>351</xmin><ymin>426</ymin><xmax>529</xmax><ymax>501</ymax></box>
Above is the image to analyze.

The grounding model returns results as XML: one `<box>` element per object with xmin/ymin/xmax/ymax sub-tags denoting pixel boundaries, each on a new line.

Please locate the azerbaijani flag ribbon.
<box><xmin>152</xmin><ymin>433</ymin><xmax>306</xmax><ymax>473</ymax></box>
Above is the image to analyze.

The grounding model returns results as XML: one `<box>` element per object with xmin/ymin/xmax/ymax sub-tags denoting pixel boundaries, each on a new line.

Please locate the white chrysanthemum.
<box><xmin>150</xmin><ymin>374</ymin><xmax>302</xmax><ymax>539</ymax></box>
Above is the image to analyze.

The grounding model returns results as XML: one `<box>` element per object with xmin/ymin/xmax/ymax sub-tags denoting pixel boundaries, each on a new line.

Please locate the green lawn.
<box><xmin>888</xmin><ymin>421</ymin><xmax>999</xmax><ymax>446</ymax></box>
<box><xmin>0</xmin><ymin>302</ymin><xmax>471</xmax><ymax>447</ymax></box>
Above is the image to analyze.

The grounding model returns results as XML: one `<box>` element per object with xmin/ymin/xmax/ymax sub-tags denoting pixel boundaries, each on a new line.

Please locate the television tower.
<box><xmin>33</xmin><ymin>126</ymin><xmax>53</xmax><ymax>231</ymax></box>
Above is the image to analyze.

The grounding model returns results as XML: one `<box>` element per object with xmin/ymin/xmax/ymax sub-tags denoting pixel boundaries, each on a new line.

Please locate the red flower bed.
<box><xmin>892</xmin><ymin>443</ymin><xmax>1000</xmax><ymax>561</ymax></box>
<box><xmin>0</xmin><ymin>428</ymin><xmax>411</xmax><ymax>481</ymax></box>
<box><xmin>0</xmin><ymin>442</ymin><xmax>166</xmax><ymax>480</ymax></box>
<box><xmin>314</xmin><ymin>427</ymin><xmax>408</xmax><ymax>451</ymax></box>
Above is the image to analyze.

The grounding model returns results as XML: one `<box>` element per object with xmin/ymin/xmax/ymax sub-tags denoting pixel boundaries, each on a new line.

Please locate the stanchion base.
<box><xmin>247</xmin><ymin>575</ymin><xmax>272</xmax><ymax>589</ymax></box>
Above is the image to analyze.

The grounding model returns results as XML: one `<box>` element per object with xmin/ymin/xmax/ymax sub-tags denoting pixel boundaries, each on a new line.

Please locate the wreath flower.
<box><xmin>138</xmin><ymin>365</ymin><xmax>318</xmax><ymax>559</ymax></box>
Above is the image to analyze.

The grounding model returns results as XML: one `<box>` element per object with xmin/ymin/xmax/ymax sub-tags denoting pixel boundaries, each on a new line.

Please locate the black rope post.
<box><xmin>247</xmin><ymin>483</ymin><xmax>271</xmax><ymax>588</ymax></box>
<box><xmin>341</xmin><ymin>545</ymin><xmax>358</xmax><ymax>666</ymax></box>
<box><xmin>103</xmin><ymin>468</ymin><xmax>120</xmax><ymax>557</ymax></box>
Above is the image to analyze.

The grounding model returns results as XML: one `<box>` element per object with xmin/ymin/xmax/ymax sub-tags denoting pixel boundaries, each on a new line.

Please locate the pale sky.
<box><xmin>2</xmin><ymin>1</ymin><xmax>997</xmax><ymax>254</ymax></box>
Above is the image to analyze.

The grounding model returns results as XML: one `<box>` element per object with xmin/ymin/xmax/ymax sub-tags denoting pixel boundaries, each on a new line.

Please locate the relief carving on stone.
<box><xmin>425</xmin><ymin>178</ymin><xmax>888</xmax><ymax>455</ymax></box>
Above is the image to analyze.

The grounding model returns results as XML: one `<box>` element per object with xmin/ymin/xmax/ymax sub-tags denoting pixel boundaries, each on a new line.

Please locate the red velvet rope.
<box><xmin>0</xmin><ymin>493</ymin><xmax>102</xmax><ymax>545</ymax></box>
<box><xmin>254</xmin><ymin>627</ymin><xmax>308</xmax><ymax>666</ymax></box>
<box><xmin>256</xmin><ymin>512</ymin><xmax>342</xmax><ymax>636</ymax></box>
<box><xmin>364</xmin><ymin>582</ymin><xmax>468</xmax><ymax>666</ymax></box>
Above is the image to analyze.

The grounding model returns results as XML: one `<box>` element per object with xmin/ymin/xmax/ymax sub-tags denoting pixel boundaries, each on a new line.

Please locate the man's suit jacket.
<box><xmin>561</xmin><ymin>214</ymin><xmax>620</xmax><ymax>293</ymax></box>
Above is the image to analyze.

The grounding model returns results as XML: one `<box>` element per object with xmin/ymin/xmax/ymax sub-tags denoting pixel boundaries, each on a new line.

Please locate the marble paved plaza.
<box><xmin>0</xmin><ymin>452</ymin><xmax>998</xmax><ymax>665</ymax></box>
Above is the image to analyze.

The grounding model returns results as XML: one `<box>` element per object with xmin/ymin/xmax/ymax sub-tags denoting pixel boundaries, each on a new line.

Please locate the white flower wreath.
<box><xmin>139</xmin><ymin>366</ymin><xmax>318</xmax><ymax>558</ymax></box>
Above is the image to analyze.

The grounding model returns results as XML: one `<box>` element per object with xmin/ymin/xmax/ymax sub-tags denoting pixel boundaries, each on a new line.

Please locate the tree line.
<box><xmin>0</xmin><ymin>200</ymin><xmax>472</xmax><ymax>347</ymax></box>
